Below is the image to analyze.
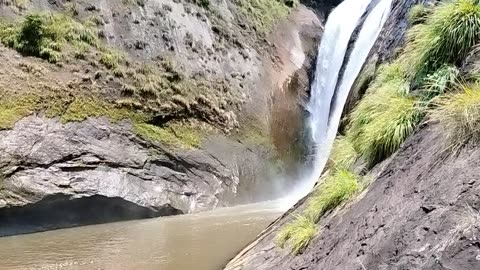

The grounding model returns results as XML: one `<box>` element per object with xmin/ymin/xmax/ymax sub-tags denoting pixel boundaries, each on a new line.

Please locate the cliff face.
<box><xmin>224</xmin><ymin>0</ymin><xmax>480</xmax><ymax>269</ymax></box>
<box><xmin>0</xmin><ymin>0</ymin><xmax>322</xmax><ymax>234</ymax></box>
<box><xmin>225</xmin><ymin>123</ymin><xmax>480</xmax><ymax>270</ymax></box>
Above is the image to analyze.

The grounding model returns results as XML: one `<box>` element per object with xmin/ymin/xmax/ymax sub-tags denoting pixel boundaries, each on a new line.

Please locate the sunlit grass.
<box><xmin>328</xmin><ymin>135</ymin><xmax>359</xmax><ymax>170</ymax></box>
<box><xmin>0</xmin><ymin>13</ymin><xmax>98</xmax><ymax>63</ymax></box>
<box><xmin>430</xmin><ymin>83</ymin><xmax>480</xmax><ymax>146</ymax></box>
<box><xmin>276</xmin><ymin>215</ymin><xmax>316</xmax><ymax>255</ymax></box>
<box><xmin>400</xmin><ymin>0</ymin><xmax>480</xmax><ymax>80</ymax></box>
<box><xmin>277</xmin><ymin>169</ymin><xmax>359</xmax><ymax>254</ymax></box>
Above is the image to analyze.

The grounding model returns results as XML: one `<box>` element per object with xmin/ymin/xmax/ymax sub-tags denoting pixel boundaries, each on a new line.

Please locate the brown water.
<box><xmin>0</xmin><ymin>201</ymin><xmax>282</xmax><ymax>270</ymax></box>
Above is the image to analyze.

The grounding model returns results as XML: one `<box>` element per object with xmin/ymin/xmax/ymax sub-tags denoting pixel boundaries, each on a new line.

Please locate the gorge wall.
<box><xmin>224</xmin><ymin>0</ymin><xmax>480</xmax><ymax>269</ymax></box>
<box><xmin>0</xmin><ymin>0</ymin><xmax>322</xmax><ymax>235</ymax></box>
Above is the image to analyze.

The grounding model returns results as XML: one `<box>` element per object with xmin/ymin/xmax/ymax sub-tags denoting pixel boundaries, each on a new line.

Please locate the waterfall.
<box><xmin>280</xmin><ymin>0</ymin><xmax>393</xmax><ymax>207</ymax></box>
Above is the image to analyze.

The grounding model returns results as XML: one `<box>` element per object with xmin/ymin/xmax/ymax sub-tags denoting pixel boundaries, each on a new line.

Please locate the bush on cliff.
<box><xmin>348</xmin><ymin>64</ymin><xmax>421</xmax><ymax>166</ymax></box>
<box><xmin>420</xmin><ymin>65</ymin><xmax>460</xmax><ymax>101</ymax></box>
<box><xmin>430</xmin><ymin>83</ymin><xmax>480</xmax><ymax>146</ymax></box>
<box><xmin>276</xmin><ymin>215</ymin><xmax>316</xmax><ymax>255</ymax></box>
<box><xmin>400</xmin><ymin>0</ymin><xmax>480</xmax><ymax>81</ymax></box>
<box><xmin>0</xmin><ymin>13</ymin><xmax>97</xmax><ymax>62</ymax></box>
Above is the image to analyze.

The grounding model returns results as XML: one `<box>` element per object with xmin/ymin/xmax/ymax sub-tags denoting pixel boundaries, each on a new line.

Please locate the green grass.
<box><xmin>134</xmin><ymin>122</ymin><xmax>203</xmax><ymax>149</ymax></box>
<box><xmin>408</xmin><ymin>4</ymin><xmax>428</xmax><ymax>24</ymax></box>
<box><xmin>0</xmin><ymin>95</ymin><xmax>39</xmax><ymax>130</ymax></box>
<box><xmin>276</xmin><ymin>215</ymin><xmax>316</xmax><ymax>255</ymax></box>
<box><xmin>328</xmin><ymin>135</ymin><xmax>359</xmax><ymax>170</ymax></box>
<box><xmin>100</xmin><ymin>50</ymin><xmax>123</xmax><ymax>69</ymax></box>
<box><xmin>349</xmin><ymin>85</ymin><xmax>421</xmax><ymax>166</ymax></box>
<box><xmin>347</xmin><ymin>63</ymin><xmax>421</xmax><ymax>166</ymax></box>
<box><xmin>420</xmin><ymin>65</ymin><xmax>459</xmax><ymax>101</ymax></box>
<box><xmin>400</xmin><ymin>0</ymin><xmax>480</xmax><ymax>81</ymax></box>
<box><xmin>277</xmin><ymin>169</ymin><xmax>359</xmax><ymax>254</ymax></box>
<box><xmin>0</xmin><ymin>13</ymin><xmax>98</xmax><ymax>63</ymax></box>
<box><xmin>430</xmin><ymin>83</ymin><xmax>480</xmax><ymax>146</ymax></box>
<box><xmin>235</xmin><ymin>0</ymin><xmax>292</xmax><ymax>34</ymax></box>
<box><xmin>60</xmin><ymin>97</ymin><xmax>145</xmax><ymax>123</ymax></box>
<box><xmin>305</xmin><ymin>169</ymin><xmax>359</xmax><ymax>222</ymax></box>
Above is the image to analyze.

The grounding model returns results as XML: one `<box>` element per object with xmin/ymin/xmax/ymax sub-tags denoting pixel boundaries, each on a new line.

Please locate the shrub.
<box><xmin>277</xmin><ymin>168</ymin><xmax>359</xmax><ymax>254</ymax></box>
<box><xmin>100</xmin><ymin>50</ymin><xmax>122</xmax><ymax>69</ymax></box>
<box><xmin>408</xmin><ymin>4</ymin><xmax>428</xmax><ymax>24</ymax></box>
<box><xmin>348</xmin><ymin>63</ymin><xmax>421</xmax><ymax>166</ymax></box>
<box><xmin>400</xmin><ymin>0</ymin><xmax>480</xmax><ymax>81</ymax></box>
<box><xmin>276</xmin><ymin>215</ymin><xmax>316</xmax><ymax>255</ymax></box>
<box><xmin>430</xmin><ymin>83</ymin><xmax>480</xmax><ymax>146</ymax></box>
<box><xmin>134</xmin><ymin>122</ymin><xmax>202</xmax><ymax>149</ymax></box>
<box><xmin>0</xmin><ymin>13</ymin><xmax>98</xmax><ymax>63</ymax></box>
<box><xmin>235</xmin><ymin>0</ymin><xmax>291</xmax><ymax>34</ymax></box>
<box><xmin>349</xmin><ymin>89</ymin><xmax>420</xmax><ymax>166</ymax></box>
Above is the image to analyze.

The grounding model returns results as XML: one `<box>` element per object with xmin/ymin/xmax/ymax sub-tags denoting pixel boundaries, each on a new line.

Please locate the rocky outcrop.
<box><xmin>0</xmin><ymin>116</ymin><xmax>242</xmax><ymax>236</ymax></box>
<box><xmin>225</xmin><ymin>123</ymin><xmax>480</xmax><ymax>270</ymax></box>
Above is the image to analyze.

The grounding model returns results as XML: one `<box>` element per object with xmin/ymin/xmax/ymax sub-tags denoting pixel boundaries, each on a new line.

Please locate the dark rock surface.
<box><xmin>0</xmin><ymin>116</ymin><xmax>247</xmax><ymax>235</ymax></box>
<box><xmin>224</xmin><ymin>124</ymin><xmax>480</xmax><ymax>270</ymax></box>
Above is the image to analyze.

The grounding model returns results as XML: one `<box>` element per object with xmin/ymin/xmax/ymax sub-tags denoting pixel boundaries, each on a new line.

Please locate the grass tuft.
<box><xmin>277</xmin><ymin>168</ymin><xmax>359</xmax><ymax>254</ymax></box>
<box><xmin>430</xmin><ymin>83</ymin><xmax>480</xmax><ymax>146</ymax></box>
<box><xmin>100</xmin><ymin>50</ymin><xmax>123</xmax><ymax>69</ymax></box>
<box><xmin>347</xmin><ymin>62</ymin><xmax>421</xmax><ymax>166</ymax></box>
<box><xmin>305</xmin><ymin>169</ymin><xmax>359</xmax><ymax>222</ymax></box>
<box><xmin>408</xmin><ymin>4</ymin><xmax>428</xmax><ymax>24</ymax></box>
<box><xmin>134</xmin><ymin>122</ymin><xmax>203</xmax><ymax>149</ymax></box>
<box><xmin>235</xmin><ymin>0</ymin><xmax>292</xmax><ymax>34</ymax></box>
<box><xmin>420</xmin><ymin>65</ymin><xmax>460</xmax><ymax>101</ymax></box>
<box><xmin>275</xmin><ymin>215</ymin><xmax>316</xmax><ymax>255</ymax></box>
<box><xmin>328</xmin><ymin>135</ymin><xmax>359</xmax><ymax>170</ymax></box>
<box><xmin>400</xmin><ymin>0</ymin><xmax>480</xmax><ymax>80</ymax></box>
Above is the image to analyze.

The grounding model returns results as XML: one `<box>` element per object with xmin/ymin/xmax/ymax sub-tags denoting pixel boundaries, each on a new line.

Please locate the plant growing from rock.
<box><xmin>400</xmin><ymin>0</ymin><xmax>480</xmax><ymax>82</ymax></box>
<box><xmin>430</xmin><ymin>83</ymin><xmax>480</xmax><ymax>147</ymax></box>
<box><xmin>276</xmin><ymin>168</ymin><xmax>359</xmax><ymax>254</ymax></box>
<box><xmin>0</xmin><ymin>13</ymin><xmax>98</xmax><ymax>63</ymax></box>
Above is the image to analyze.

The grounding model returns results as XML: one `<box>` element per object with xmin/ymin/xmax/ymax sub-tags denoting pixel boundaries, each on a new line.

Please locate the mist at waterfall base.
<box><xmin>276</xmin><ymin>0</ymin><xmax>393</xmax><ymax>209</ymax></box>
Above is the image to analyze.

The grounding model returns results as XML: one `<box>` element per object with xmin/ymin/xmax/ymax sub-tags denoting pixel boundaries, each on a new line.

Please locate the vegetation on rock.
<box><xmin>277</xmin><ymin>0</ymin><xmax>480</xmax><ymax>255</ymax></box>
<box><xmin>430</xmin><ymin>83</ymin><xmax>480</xmax><ymax>147</ymax></box>
<box><xmin>277</xmin><ymin>168</ymin><xmax>359</xmax><ymax>254</ymax></box>
<box><xmin>400</xmin><ymin>0</ymin><xmax>480</xmax><ymax>81</ymax></box>
<box><xmin>0</xmin><ymin>13</ymin><xmax>98</xmax><ymax>63</ymax></box>
<box><xmin>235</xmin><ymin>0</ymin><xmax>293</xmax><ymax>34</ymax></box>
<box><xmin>407</xmin><ymin>4</ymin><xmax>428</xmax><ymax>25</ymax></box>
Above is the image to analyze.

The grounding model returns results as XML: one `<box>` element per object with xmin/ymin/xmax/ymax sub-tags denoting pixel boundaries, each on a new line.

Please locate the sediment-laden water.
<box><xmin>0</xmin><ymin>201</ymin><xmax>282</xmax><ymax>270</ymax></box>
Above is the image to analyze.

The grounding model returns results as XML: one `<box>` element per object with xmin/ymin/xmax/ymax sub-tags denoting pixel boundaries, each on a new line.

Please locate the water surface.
<box><xmin>0</xmin><ymin>201</ymin><xmax>282</xmax><ymax>270</ymax></box>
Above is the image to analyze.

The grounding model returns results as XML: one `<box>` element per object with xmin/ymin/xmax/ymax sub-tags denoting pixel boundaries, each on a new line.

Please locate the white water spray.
<box><xmin>279</xmin><ymin>0</ymin><xmax>393</xmax><ymax>209</ymax></box>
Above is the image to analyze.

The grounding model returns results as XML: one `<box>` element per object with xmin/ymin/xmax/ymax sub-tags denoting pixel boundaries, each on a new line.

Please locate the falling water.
<box><xmin>282</xmin><ymin>0</ymin><xmax>393</xmax><ymax>205</ymax></box>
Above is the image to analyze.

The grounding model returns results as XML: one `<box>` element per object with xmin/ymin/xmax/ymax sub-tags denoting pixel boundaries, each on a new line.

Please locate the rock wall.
<box><xmin>224</xmin><ymin>1</ymin><xmax>480</xmax><ymax>269</ymax></box>
<box><xmin>224</xmin><ymin>125</ymin><xmax>480</xmax><ymax>270</ymax></box>
<box><xmin>0</xmin><ymin>0</ymin><xmax>324</xmax><ymax>234</ymax></box>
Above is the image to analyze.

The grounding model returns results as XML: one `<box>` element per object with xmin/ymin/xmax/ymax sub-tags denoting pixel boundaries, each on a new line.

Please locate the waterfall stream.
<box><xmin>284</xmin><ymin>0</ymin><xmax>393</xmax><ymax>204</ymax></box>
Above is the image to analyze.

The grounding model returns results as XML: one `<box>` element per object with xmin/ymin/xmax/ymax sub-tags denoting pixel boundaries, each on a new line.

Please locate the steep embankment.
<box><xmin>0</xmin><ymin>0</ymin><xmax>322</xmax><ymax>235</ymax></box>
<box><xmin>225</xmin><ymin>0</ymin><xmax>480</xmax><ymax>269</ymax></box>
<box><xmin>225</xmin><ymin>123</ymin><xmax>480</xmax><ymax>269</ymax></box>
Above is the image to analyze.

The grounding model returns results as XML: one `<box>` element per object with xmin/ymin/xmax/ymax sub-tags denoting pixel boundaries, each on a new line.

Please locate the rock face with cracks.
<box><xmin>0</xmin><ymin>116</ymin><xmax>240</xmax><ymax>236</ymax></box>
